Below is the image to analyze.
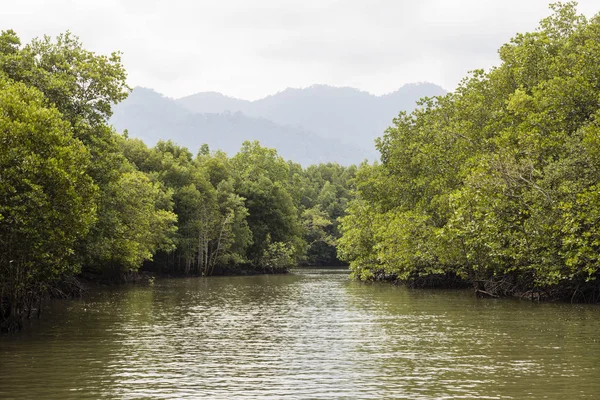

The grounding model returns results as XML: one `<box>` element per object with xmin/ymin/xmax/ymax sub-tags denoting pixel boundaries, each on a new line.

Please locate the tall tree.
<box><xmin>339</xmin><ymin>3</ymin><xmax>600</xmax><ymax>300</ymax></box>
<box><xmin>0</xmin><ymin>76</ymin><xmax>96</xmax><ymax>330</ymax></box>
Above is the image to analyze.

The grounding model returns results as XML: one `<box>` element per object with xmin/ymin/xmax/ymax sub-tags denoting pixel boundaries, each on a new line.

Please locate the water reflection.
<box><xmin>1</xmin><ymin>268</ymin><xmax>599</xmax><ymax>399</ymax></box>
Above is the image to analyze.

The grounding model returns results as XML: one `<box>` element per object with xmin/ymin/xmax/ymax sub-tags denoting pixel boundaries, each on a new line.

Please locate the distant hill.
<box><xmin>177</xmin><ymin>91</ymin><xmax>251</xmax><ymax>115</ymax></box>
<box><xmin>110</xmin><ymin>88</ymin><xmax>371</xmax><ymax>165</ymax></box>
<box><xmin>177</xmin><ymin>83</ymin><xmax>446</xmax><ymax>149</ymax></box>
<box><xmin>110</xmin><ymin>83</ymin><xmax>446</xmax><ymax>165</ymax></box>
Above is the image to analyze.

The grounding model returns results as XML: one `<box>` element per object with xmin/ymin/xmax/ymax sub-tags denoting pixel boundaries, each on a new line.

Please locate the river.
<box><xmin>1</xmin><ymin>268</ymin><xmax>599</xmax><ymax>399</ymax></box>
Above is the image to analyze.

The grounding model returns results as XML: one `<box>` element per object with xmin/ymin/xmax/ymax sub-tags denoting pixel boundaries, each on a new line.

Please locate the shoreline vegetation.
<box><xmin>0</xmin><ymin>30</ymin><xmax>354</xmax><ymax>332</ymax></box>
<box><xmin>337</xmin><ymin>3</ymin><xmax>600</xmax><ymax>304</ymax></box>
<box><xmin>2</xmin><ymin>3</ymin><xmax>600</xmax><ymax>332</ymax></box>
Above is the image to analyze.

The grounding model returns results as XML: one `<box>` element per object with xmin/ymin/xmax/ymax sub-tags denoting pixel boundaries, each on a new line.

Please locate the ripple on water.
<box><xmin>1</xmin><ymin>268</ymin><xmax>599</xmax><ymax>399</ymax></box>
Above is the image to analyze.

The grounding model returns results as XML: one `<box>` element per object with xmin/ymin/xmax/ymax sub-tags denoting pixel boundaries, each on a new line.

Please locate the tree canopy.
<box><xmin>338</xmin><ymin>2</ymin><xmax>600</xmax><ymax>300</ymax></box>
<box><xmin>0</xmin><ymin>29</ymin><xmax>356</xmax><ymax>330</ymax></box>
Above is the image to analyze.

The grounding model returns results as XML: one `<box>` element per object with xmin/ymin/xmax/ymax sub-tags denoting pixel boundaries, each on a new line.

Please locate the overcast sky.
<box><xmin>2</xmin><ymin>1</ymin><xmax>599</xmax><ymax>100</ymax></box>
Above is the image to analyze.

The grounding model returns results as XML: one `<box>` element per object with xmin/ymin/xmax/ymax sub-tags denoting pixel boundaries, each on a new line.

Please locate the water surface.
<box><xmin>1</xmin><ymin>268</ymin><xmax>599</xmax><ymax>399</ymax></box>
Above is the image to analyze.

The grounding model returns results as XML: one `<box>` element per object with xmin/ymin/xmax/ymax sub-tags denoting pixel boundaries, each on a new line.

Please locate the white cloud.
<box><xmin>1</xmin><ymin>0</ymin><xmax>598</xmax><ymax>99</ymax></box>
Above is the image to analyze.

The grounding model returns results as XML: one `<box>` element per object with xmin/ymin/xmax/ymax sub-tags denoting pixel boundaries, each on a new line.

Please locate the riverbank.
<box><xmin>1</xmin><ymin>266</ymin><xmax>291</xmax><ymax>333</ymax></box>
<box><xmin>366</xmin><ymin>269</ymin><xmax>600</xmax><ymax>304</ymax></box>
<box><xmin>77</xmin><ymin>266</ymin><xmax>290</xmax><ymax>287</ymax></box>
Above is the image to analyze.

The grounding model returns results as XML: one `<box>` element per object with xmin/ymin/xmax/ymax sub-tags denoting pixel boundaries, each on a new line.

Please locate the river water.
<box><xmin>1</xmin><ymin>268</ymin><xmax>599</xmax><ymax>399</ymax></box>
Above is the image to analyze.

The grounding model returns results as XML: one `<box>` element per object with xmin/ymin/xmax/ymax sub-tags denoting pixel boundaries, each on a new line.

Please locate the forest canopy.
<box><xmin>2</xmin><ymin>2</ymin><xmax>600</xmax><ymax>331</ymax></box>
<box><xmin>0</xmin><ymin>30</ymin><xmax>355</xmax><ymax>331</ymax></box>
<box><xmin>338</xmin><ymin>2</ymin><xmax>600</xmax><ymax>301</ymax></box>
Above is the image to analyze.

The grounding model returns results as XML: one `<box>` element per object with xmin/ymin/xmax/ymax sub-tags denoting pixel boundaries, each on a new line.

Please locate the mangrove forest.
<box><xmin>2</xmin><ymin>3</ymin><xmax>600</xmax><ymax>334</ymax></box>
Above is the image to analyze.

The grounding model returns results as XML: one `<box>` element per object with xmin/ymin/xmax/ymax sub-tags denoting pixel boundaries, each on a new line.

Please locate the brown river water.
<box><xmin>1</xmin><ymin>267</ymin><xmax>599</xmax><ymax>399</ymax></box>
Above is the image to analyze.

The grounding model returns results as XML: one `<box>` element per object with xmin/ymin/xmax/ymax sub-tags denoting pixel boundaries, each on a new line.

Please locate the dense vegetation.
<box><xmin>0</xmin><ymin>30</ymin><xmax>355</xmax><ymax>331</ymax></box>
<box><xmin>338</xmin><ymin>3</ymin><xmax>600</xmax><ymax>302</ymax></box>
<box><xmin>3</xmin><ymin>2</ymin><xmax>600</xmax><ymax>332</ymax></box>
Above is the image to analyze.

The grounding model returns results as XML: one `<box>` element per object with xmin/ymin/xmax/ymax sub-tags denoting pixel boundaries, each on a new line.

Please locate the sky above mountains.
<box><xmin>3</xmin><ymin>1</ymin><xmax>599</xmax><ymax>100</ymax></box>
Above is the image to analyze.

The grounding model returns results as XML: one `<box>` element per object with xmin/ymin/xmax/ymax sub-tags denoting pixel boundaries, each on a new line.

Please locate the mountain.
<box><xmin>177</xmin><ymin>91</ymin><xmax>251</xmax><ymax>115</ymax></box>
<box><xmin>110</xmin><ymin>87</ymin><xmax>190</xmax><ymax>145</ymax></box>
<box><xmin>110</xmin><ymin>88</ymin><xmax>371</xmax><ymax>165</ymax></box>
<box><xmin>110</xmin><ymin>83</ymin><xmax>447</xmax><ymax>165</ymax></box>
<box><xmin>176</xmin><ymin>83</ymin><xmax>447</xmax><ymax>149</ymax></box>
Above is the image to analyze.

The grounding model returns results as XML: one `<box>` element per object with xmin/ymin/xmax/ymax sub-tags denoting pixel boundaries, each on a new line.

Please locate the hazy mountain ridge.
<box><xmin>110</xmin><ymin>88</ymin><xmax>373</xmax><ymax>165</ymax></box>
<box><xmin>177</xmin><ymin>91</ymin><xmax>252</xmax><ymax>115</ymax></box>
<box><xmin>177</xmin><ymin>83</ymin><xmax>446</xmax><ymax>148</ymax></box>
<box><xmin>111</xmin><ymin>83</ymin><xmax>446</xmax><ymax>165</ymax></box>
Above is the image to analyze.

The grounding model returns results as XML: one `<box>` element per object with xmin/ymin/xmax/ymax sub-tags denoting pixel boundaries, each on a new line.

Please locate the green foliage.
<box><xmin>0</xmin><ymin>28</ymin><xmax>361</xmax><ymax>331</ymax></box>
<box><xmin>82</xmin><ymin>170</ymin><xmax>177</xmax><ymax>273</ymax></box>
<box><xmin>0</xmin><ymin>31</ymin><xmax>174</xmax><ymax>328</ymax></box>
<box><xmin>0</xmin><ymin>30</ymin><xmax>129</xmax><ymax>127</ymax></box>
<box><xmin>297</xmin><ymin>163</ymin><xmax>356</xmax><ymax>265</ymax></box>
<box><xmin>339</xmin><ymin>3</ymin><xmax>600</xmax><ymax>297</ymax></box>
<box><xmin>0</xmin><ymin>75</ymin><xmax>96</xmax><ymax>327</ymax></box>
<box><xmin>337</xmin><ymin>199</ymin><xmax>379</xmax><ymax>279</ymax></box>
<box><xmin>261</xmin><ymin>239</ymin><xmax>296</xmax><ymax>272</ymax></box>
<box><xmin>231</xmin><ymin>141</ymin><xmax>305</xmax><ymax>267</ymax></box>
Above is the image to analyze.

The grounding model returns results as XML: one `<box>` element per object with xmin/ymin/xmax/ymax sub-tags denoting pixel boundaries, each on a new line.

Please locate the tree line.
<box><xmin>3</xmin><ymin>2</ymin><xmax>599</xmax><ymax>332</ymax></box>
<box><xmin>0</xmin><ymin>30</ymin><xmax>355</xmax><ymax>331</ymax></box>
<box><xmin>338</xmin><ymin>3</ymin><xmax>600</xmax><ymax>301</ymax></box>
